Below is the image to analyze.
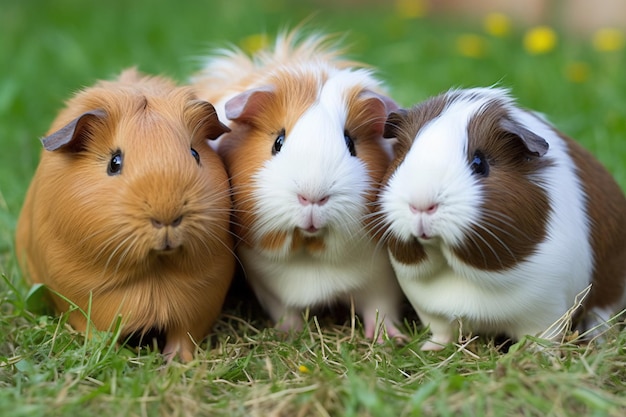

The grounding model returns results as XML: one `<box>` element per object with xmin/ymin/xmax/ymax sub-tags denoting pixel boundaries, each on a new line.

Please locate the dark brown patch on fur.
<box><xmin>451</xmin><ymin>102</ymin><xmax>552</xmax><ymax>270</ymax></box>
<box><xmin>386</xmin><ymin>235</ymin><xmax>427</xmax><ymax>264</ymax></box>
<box><xmin>563</xmin><ymin>133</ymin><xmax>626</xmax><ymax>312</ymax></box>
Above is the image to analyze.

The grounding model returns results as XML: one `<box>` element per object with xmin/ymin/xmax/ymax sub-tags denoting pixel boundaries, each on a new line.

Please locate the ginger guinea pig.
<box><xmin>378</xmin><ymin>87</ymin><xmax>626</xmax><ymax>350</ymax></box>
<box><xmin>193</xmin><ymin>32</ymin><xmax>404</xmax><ymax>340</ymax></box>
<box><xmin>15</xmin><ymin>68</ymin><xmax>235</xmax><ymax>362</ymax></box>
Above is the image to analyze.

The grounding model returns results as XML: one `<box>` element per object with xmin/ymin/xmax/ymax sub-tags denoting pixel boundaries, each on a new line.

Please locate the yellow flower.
<box><xmin>395</xmin><ymin>0</ymin><xmax>428</xmax><ymax>19</ymax></box>
<box><xmin>592</xmin><ymin>28</ymin><xmax>624</xmax><ymax>52</ymax></box>
<box><xmin>565</xmin><ymin>61</ymin><xmax>590</xmax><ymax>83</ymax></box>
<box><xmin>483</xmin><ymin>12</ymin><xmax>511</xmax><ymax>37</ymax></box>
<box><xmin>240</xmin><ymin>33</ymin><xmax>269</xmax><ymax>54</ymax></box>
<box><xmin>523</xmin><ymin>26</ymin><xmax>557</xmax><ymax>54</ymax></box>
<box><xmin>456</xmin><ymin>34</ymin><xmax>488</xmax><ymax>58</ymax></box>
<box><xmin>298</xmin><ymin>364</ymin><xmax>310</xmax><ymax>373</ymax></box>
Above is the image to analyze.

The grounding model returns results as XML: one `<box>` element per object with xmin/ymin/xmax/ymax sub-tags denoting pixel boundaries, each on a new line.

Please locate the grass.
<box><xmin>1</xmin><ymin>0</ymin><xmax>626</xmax><ymax>416</ymax></box>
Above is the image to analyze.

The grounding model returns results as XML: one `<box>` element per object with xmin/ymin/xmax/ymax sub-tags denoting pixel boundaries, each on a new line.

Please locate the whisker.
<box><xmin>471</xmin><ymin>221</ymin><xmax>516</xmax><ymax>266</ymax></box>
<box><xmin>350</xmin><ymin>114</ymin><xmax>387</xmax><ymax>133</ymax></box>
<box><xmin>462</xmin><ymin>228</ymin><xmax>491</xmax><ymax>268</ymax></box>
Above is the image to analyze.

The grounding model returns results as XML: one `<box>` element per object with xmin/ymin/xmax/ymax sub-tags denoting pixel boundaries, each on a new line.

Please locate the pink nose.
<box><xmin>298</xmin><ymin>194</ymin><xmax>330</xmax><ymax>206</ymax></box>
<box><xmin>409</xmin><ymin>203</ymin><xmax>438</xmax><ymax>215</ymax></box>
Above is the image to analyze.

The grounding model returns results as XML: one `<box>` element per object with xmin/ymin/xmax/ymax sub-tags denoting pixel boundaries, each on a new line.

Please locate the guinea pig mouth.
<box><xmin>418</xmin><ymin>233</ymin><xmax>432</xmax><ymax>241</ymax></box>
<box><xmin>156</xmin><ymin>245</ymin><xmax>180</xmax><ymax>254</ymax></box>
<box><xmin>153</xmin><ymin>236</ymin><xmax>182</xmax><ymax>254</ymax></box>
<box><xmin>298</xmin><ymin>225</ymin><xmax>325</xmax><ymax>236</ymax></box>
<box><xmin>416</xmin><ymin>234</ymin><xmax>442</xmax><ymax>246</ymax></box>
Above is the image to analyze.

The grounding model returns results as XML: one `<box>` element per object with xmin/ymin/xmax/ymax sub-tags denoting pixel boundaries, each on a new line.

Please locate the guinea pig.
<box><xmin>192</xmin><ymin>32</ymin><xmax>405</xmax><ymax>340</ymax></box>
<box><xmin>15</xmin><ymin>68</ymin><xmax>235</xmax><ymax>362</ymax></box>
<box><xmin>378</xmin><ymin>87</ymin><xmax>626</xmax><ymax>350</ymax></box>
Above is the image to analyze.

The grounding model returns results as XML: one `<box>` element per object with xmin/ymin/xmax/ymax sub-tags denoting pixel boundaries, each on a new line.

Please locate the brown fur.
<box><xmin>385</xmin><ymin>236</ymin><xmax>427</xmax><ymax>265</ymax></box>
<box><xmin>383</xmin><ymin>90</ymin><xmax>626</xmax><ymax>317</ymax></box>
<box><xmin>15</xmin><ymin>68</ymin><xmax>235</xmax><ymax>362</ymax></box>
<box><xmin>381</xmin><ymin>96</ymin><xmax>554</xmax><ymax>270</ymax></box>
<box><xmin>453</xmin><ymin>103</ymin><xmax>553</xmax><ymax>270</ymax></box>
<box><xmin>291</xmin><ymin>230</ymin><xmax>326</xmax><ymax>253</ymax></box>
<box><xmin>564</xmin><ymin>133</ymin><xmax>626</xmax><ymax>312</ymax></box>
<box><xmin>344</xmin><ymin>86</ymin><xmax>394</xmax><ymax>207</ymax></box>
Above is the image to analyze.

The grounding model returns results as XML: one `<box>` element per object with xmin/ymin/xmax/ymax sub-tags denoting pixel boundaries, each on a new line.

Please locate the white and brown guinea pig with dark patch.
<box><xmin>15</xmin><ymin>68</ymin><xmax>235</xmax><ymax>362</ymax></box>
<box><xmin>378</xmin><ymin>87</ymin><xmax>626</xmax><ymax>350</ymax></box>
<box><xmin>192</xmin><ymin>32</ymin><xmax>405</xmax><ymax>340</ymax></box>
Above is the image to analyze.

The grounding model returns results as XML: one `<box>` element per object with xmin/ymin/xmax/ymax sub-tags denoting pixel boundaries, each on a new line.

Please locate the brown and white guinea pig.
<box><xmin>15</xmin><ymin>68</ymin><xmax>235</xmax><ymax>362</ymax></box>
<box><xmin>192</xmin><ymin>32</ymin><xmax>404</xmax><ymax>340</ymax></box>
<box><xmin>378</xmin><ymin>87</ymin><xmax>626</xmax><ymax>350</ymax></box>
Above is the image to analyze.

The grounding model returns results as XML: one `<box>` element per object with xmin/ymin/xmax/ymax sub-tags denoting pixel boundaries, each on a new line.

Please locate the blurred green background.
<box><xmin>1</xmin><ymin>0</ymin><xmax>625</xmax><ymax>264</ymax></box>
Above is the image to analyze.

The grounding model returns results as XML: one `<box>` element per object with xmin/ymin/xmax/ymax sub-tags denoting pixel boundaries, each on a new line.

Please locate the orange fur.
<box><xmin>191</xmin><ymin>33</ymin><xmax>404</xmax><ymax>340</ymax></box>
<box><xmin>344</xmin><ymin>85</ymin><xmax>394</xmax><ymax>206</ymax></box>
<box><xmin>218</xmin><ymin>69</ymin><xmax>320</xmax><ymax>248</ymax></box>
<box><xmin>193</xmin><ymin>31</ymin><xmax>360</xmax><ymax>105</ymax></box>
<box><xmin>15</xmin><ymin>68</ymin><xmax>235</xmax><ymax>362</ymax></box>
<box><xmin>194</xmin><ymin>34</ymin><xmax>393</xmax><ymax>251</ymax></box>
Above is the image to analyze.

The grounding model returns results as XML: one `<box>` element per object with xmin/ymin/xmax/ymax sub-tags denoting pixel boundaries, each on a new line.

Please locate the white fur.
<box><xmin>245</xmin><ymin>67</ymin><xmax>403</xmax><ymax>337</ymax></box>
<box><xmin>201</xmin><ymin>44</ymin><xmax>403</xmax><ymax>337</ymax></box>
<box><xmin>381</xmin><ymin>88</ymin><xmax>593</xmax><ymax>348</ymax></box>
<box><xmin>251</xmin><ymin>69</ymin><xmax>379</xmax><ymax>257</ymax></box>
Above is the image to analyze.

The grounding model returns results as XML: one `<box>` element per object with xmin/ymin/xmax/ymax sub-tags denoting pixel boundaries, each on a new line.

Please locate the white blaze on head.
<box><xmin>252</xmin><ymin>67</ymin><xmax>377</xmax><ymax>240</ymax></box>
<box><xmin>384</xmin><ymin>93</ymin><xmax>498</xmax><ymax>247</ymax></box>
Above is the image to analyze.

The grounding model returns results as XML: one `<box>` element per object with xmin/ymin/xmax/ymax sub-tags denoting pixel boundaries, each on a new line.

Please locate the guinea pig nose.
<box><xmin>151</xmin><ymin>215</ymin><xmax>183</xmax><ymax>229</ymax></box>
<box><xmin>298</xmin><ymin>194</ymin><xmax>330</xmax><ymax>206</ymax></box>
<box><xmin>410</xmin><ymin>203</ymin><xmax>439</xmax><ymax>215</ymax></box>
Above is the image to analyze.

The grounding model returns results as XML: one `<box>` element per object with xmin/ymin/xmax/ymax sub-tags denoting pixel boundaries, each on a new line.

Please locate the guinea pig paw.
<box><xmin>420</xmin><ymin>338</ymin><xmax>449</xmax><ymax>351</ymax></box>
<box><xmin>162</xmin><ymin>338</ymin><xmax>195</xmax><ymax>363</ymax></box>
<box><xmin>364</xmin><ymin>319</ymin><xmax>407</xmax><ymax>344</ymax></box>
<box><xmin>274</xmin><ymin>314</ymin><xmax>304</xmax><ymax>334</ymax></box>
<box><xmin>390</xmin><ymin>329</ymin><xmax>410</xmax><ymax>344</ymax></box>
<box><xmin>381</xmin><ymin>324</ymin><xmax>409</xmax><ymax>344</ymax></box>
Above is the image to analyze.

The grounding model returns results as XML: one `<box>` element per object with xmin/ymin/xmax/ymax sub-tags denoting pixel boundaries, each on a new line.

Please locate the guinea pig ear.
<box><xmin>188</xmin><ymin>99</ymin><xmax>231</xmax><ymax>140</ymax></box>
<box><xmin>41</xmin><ymin>109</ymin><xmax>107</xmax><ymax>152</ymax></box>
<box><xmin>500</xmin><ymin>118</ymin><xmax>549</xmax><ymax>157</ymax></box>
<box><xmin>383</xmin><ymin>109</ymin><xmax>409</xmax><ymax>139</ymax></box>
<box><xmin>224</xmin><ymin>85</ymin><xmax>275</xmax><ymax>123</ymax></box>
<box><xmin>357</xmin><ymin>90</ymin><xmax>399</xmax><ymax>136</ymax></box>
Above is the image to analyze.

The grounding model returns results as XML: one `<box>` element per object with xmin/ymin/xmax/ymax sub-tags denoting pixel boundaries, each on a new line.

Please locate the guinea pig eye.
<box><xmin>107</xmin><ymin>151</ymin><xmax>123</xmax><ymax>176</ymax></box>
<box><xmin>190</xmin><ymin>147</ymin><xmax>200</xmax><ymax>165</ymax></box>
<box><xmin>470</xmin><ymin>151</ymin><xmax>489</xmax><ymax>176</ymax></box>
<box><xmin>272</xmin><ymin>129</ymin><xmax>285</xmax><ymax>155</ymax></box>
<box><xmin>344</xmin><ymin>131</ymin><xmax>356</xmax><ymax>157</ymax></box>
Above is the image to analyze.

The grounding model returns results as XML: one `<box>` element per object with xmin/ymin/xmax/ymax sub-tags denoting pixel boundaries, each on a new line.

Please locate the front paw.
<box><xmin>420</xmin><ymin>339</ymin><xmax>447</xmax><ymax>351</ymax></box>
<box><xmin>364</xmin><ymin>318</ymin><xmax>407</xmax><ymax>343</ymax></box>
<box><xmin>274</xmin><ymin>312</ymin><xmax>304</xmax><ymax>333</ymax></box>
<box><xmin>162</xmin><ymin>337</ymin><xmax>194</xmax><ymax>363</ymax></box>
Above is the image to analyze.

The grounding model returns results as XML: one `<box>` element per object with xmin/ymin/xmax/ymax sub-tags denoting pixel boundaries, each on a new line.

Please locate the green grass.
<box><xmin>2</xmin><ymin>0</ymin><xmax>626</xmax><ymax>416</ymax></box>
